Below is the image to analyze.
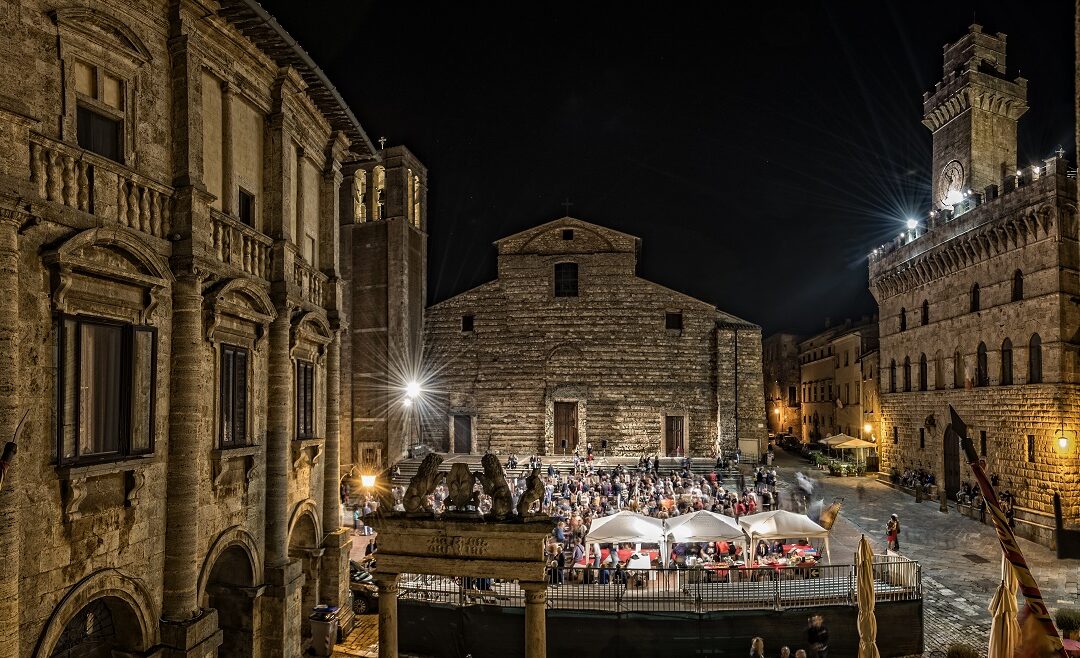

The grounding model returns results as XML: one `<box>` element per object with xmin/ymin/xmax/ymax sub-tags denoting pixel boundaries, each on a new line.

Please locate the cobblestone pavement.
<box><xmin>770</xmin><ymin>447</ymin><xmax>1080</xmax><ymax>656</ymax></box>
<box><xmin>333</xmin><ymin>613</ymin><xmax>378</xmax><ymax>657</ymax></box>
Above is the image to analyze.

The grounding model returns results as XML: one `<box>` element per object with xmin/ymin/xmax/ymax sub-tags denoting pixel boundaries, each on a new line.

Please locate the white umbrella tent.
<box><xmin>585</xmin><ymin>511</ymin><xmax>669</xmax><ymax>566</ymax></box>
<box><xmin>664</xmin><ymin>510</ymin><xmax>743</xmax><ymax>543</ymax></box>
<box><xmin>738</xmin><ymin>509</ymin><xmax>832</xmax><ymax>563</ymax></box>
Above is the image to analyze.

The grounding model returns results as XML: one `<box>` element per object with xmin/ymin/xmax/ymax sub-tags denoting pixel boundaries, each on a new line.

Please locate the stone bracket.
<box><xmin>291</xmin><ymin>438</ymin><xmax>323</xmax><ymax>469</ymax></box>
<box><xmin>210</xmin><ymin>445</ymin><xmax>260</xmax><ymax>492</ymax></box>
<box><xmin>57</xmin><ymin>457</ymin><xmax>154</xmax><ymax>523</ymax></box>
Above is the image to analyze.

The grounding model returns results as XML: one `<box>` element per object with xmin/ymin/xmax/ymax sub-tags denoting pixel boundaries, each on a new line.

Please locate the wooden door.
<box><xmin>453</xmin><ymin>415</ymin><xmax>471</xmax><ymax>454</ymax></box>
<box><xmin>944</xmin><ymin>427</ymin><xmax>961</xmax><ymax>499</ymax></box>
<box><xmin>665</xmin><ymin>415</ymin><xmax>685</xmax><ymax>457</ymax></box>
<box><xmin>554</xmin><ymin>402</ymin><xmax>578</xmax><ymax>455</ymax></box>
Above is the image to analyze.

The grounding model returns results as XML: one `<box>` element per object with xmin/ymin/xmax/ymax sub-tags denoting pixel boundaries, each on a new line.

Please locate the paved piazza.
<box><xmin>335</xmin><ymin>448</ymin><xmax>1079</xmax><ymax>657</ymax></box>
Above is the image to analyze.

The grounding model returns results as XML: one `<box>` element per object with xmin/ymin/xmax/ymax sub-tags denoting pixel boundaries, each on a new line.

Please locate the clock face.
<box><xmin>937</xmin><ymin>160</ymin><xmax>965</xmax><ymax>206</ymax></box>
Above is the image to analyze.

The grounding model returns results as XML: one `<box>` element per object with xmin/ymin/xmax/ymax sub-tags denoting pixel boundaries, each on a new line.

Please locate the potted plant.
<box><xmin>1055</xmin><ymin>607</ymin><xmax>1080</xmax><ymax>640</ymax></box>
<box><xmin>944</xmin><ymin>644</ymin><xmax>980</xmax><ymax>658</ymax></box>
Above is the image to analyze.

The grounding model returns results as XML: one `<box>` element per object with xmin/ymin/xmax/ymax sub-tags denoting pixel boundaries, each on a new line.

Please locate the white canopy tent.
<box><xmin>585</xmin><ymin>511</ymin><xmax>669</xmax><ymax>566</ymax></box>
<box><xmin>664</xmin><ymin>510</ymin><xmax>744</xmax><ymax>543</ymax></box>
<box><xmin>738</xmin><ymin>509</ymin><xmax>832</xmax><ymax>563</ymax></box>
<box><xmin>820</xmin><ymin>433</ymin><xmax>858</xmax><ymax>446</ymax></box>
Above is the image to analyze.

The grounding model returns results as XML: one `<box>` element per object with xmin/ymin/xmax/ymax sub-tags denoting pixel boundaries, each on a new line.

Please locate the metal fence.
<box><xmin>395</xmin><ymin>555</ymin><xmax>920</xmax><ymax>613</ymax></box>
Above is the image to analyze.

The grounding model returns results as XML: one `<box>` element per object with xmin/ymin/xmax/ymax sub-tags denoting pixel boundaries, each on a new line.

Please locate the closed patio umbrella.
<box><xmin>987</xmin><ymin>553</ymin><xmax>1020</xmax><ymax>658</ymax></box>
<box><xmin>856</xmin><ymin>534</ymin><xmax>880</xmax><ymax>658</ymax></box>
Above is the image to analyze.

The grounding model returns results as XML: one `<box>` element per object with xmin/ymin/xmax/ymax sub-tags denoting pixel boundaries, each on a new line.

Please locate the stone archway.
<box><xmin>288</xmin><ymin>507</ymin><xmax>322</xmax><ymax>642</ymax></box>
<box><xmin>205</xmin><ymin>545</ymin><xmax>259</xmax><ymax>657</ymax></box>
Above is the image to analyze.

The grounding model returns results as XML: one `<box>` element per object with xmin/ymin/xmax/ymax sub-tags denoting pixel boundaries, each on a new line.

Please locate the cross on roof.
<box><xmin>561</xmin><ymin>198</ymin><xmax>574</xmax><ymax>215</ymax></box>
<box><xmin>1056</xmin><ymin>145</ymin><xmax>1065</xmax><ymax>159</ymax></box>
<box><xmin>378</xmin><ymin>136</ymin><xmax>387</xmax><ymax>150</ymax></box>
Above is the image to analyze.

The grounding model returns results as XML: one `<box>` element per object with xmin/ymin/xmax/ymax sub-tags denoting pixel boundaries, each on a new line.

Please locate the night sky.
<box><xmin>259</xmin><ymin>0</ymin><xmax>1075</xmax><ymax>336</ymax></box>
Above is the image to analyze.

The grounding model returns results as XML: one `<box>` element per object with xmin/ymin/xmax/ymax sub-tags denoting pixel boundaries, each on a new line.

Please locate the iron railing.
<box><xmin>394</xmin><ymin>555</ymin><xmax>921</xmax><ymax>613</ymax></box>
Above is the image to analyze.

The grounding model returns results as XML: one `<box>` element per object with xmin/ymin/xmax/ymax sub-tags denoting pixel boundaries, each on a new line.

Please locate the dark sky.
<box><xmin>259</xmin><ymin>0</ymin><xmax>1075</xmax><ymax>336</ymax></box>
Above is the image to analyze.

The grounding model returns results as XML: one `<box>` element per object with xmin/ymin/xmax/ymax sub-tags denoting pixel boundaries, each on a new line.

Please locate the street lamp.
<box><xmin>360</xmin><ymin>474</ymin><xmax>377</xmax><ymax>489</ymax></box>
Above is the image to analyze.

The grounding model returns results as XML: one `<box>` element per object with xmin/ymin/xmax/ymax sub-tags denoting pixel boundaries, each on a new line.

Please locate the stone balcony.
<box><xmin>28</xmin><ymin>133</ymin><xmax>172</xmax><ymax>240</ymax></box>
<box><xmin>210</xmin><ymin>208</ymin><xmax>272</xmax><ymax>279</ymax></box>
<box><xmin>290</xmin><ymin>247</ymin><xmax>327</xmax><ymax>307</ymax></box>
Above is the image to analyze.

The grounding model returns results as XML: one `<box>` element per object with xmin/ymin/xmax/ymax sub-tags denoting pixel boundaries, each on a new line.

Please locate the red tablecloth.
<box><xmin>578</xmin><ymin>547</ymin><xmax>659</xmax><ymax>567</ymax></box>
<box><xmin>782</xmin><ymin>543</ymin><xmax>818</xmax><ymax>555</ymax></box>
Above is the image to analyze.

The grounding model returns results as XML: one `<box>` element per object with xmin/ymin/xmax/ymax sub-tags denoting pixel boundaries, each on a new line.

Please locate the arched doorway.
<box><xmin>288</xmin><ymin>510</ymin><xmax>321</xmax><ymax>643</ymax></box>
<box><xmin>206</xmin><ymin>545</ymin><xmax>258</xmax><ymax>657</ymax></box>
<box><xmin>48</xmin><ymin>596</ymin><xmax>144</xmax><ymax>658</ymax></box>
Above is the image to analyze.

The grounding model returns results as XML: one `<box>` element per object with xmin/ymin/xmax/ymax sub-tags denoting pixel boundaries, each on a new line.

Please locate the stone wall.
<box><xmin>422</xmin><ymin>218</ymin><xmax>766</xmax><ymax>458</ymax></box>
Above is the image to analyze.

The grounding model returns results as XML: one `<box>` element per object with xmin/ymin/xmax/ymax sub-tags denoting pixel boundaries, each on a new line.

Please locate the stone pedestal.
<box><xmin>259</xmin><ymin>560</ymin><xmax>304</xmax><ymax>658</ymax></box>
<box><xmin>320</xmin><ymin>528</ymin><xmax>354</xmax><ymax>635</ymax></box>
<box><xmin>522</xmin><ymin>582</ymin><xmax>547</xmax><ymax>658</ymax></box>
<box><xmin>158</xmin><ymin>608</ymin><xmax>222</xmax><ymax>658</ymax></box>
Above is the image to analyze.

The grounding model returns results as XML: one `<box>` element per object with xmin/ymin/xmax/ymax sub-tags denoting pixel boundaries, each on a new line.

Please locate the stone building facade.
<box><xmin>763</xmin><ymin>332</ymin><xmax>801</xmax><ymax>438</ymax></box>
<box><xmin>798</xmin><ymin>320</ymin><xmax>879</xmax><ymax>443</ymax></box>
<box><xmin>869</xmin><ymin>25</ymin><xmax>1080</xmax><ymax>547</ymax></box>
<box><xmin>0</xmin><ymin>0</ymin><xmax>405</xmax><ymax>654</ymax></box>
<box><xmin>421</xmin><ymin>217</ymin><xmax>767</xmax><ymax>459</ymax></box>
<box><xmin>339</xmin><ymin>146</ymin><xmax>427</xmax><ymax>472</ymax></box>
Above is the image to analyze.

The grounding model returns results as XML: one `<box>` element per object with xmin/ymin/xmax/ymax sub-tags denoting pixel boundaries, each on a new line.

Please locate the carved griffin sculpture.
<box><xmin>478</xmin><ymin>453</ymin><xmax>513</xmax><ymax>520</ymax></box>
<box><xmin>445</xmin><ymin>462</ymin><xmax>479</xmax><ymax>512</ymax></box>
<box><xmin>403</xmin><ymin>453</ymin><xmax>444</xmax><ymax>514</ymax></box>
<box><xmin>516</xmin><ymin>468</ymin><xmax>545</xmax><ymax>518</ymax></box>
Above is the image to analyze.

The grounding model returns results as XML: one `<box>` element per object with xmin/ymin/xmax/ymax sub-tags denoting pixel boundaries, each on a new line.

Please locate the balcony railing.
<box><xmin>394</xmin><ymin>555</ymin><xmax>921</xmax><ymax>613</ymax></box>
<box><xmin>210</xmin><ymin>209</ymin><xmax>272</xmax><ymax>279</ymax></box>
<box><xmin>29</xmin><ymin>134</ymin><xmax>172</xmax><ymax>239</ymax></box>
<box><xmin>293</xmin><ymin>256</ymin><xmax>326</xmax><ymax>306</ymax></box>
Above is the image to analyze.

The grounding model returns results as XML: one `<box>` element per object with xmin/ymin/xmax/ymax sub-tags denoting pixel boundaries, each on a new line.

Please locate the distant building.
<box><xmin>763</xmin><ymin>332</ymin><xmax>802</xmax><ymax>438</ymax></box>
<box><xmin>422</xmin><ymin>217</ymin><xmax>767</xmax><ymax>459</ymax></box>
<box><xmin>869</xmin><ymin>25</ymin><xmax>1078</xmax><ymax>547</ymax></box>
<box><xmin>798</xmin><ymin>319</ymin><xmax>879</xmax><ymax>442</ymax></box>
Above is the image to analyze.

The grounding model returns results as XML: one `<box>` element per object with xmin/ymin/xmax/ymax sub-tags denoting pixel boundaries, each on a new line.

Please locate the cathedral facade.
<box><xmin>869</xmin><ymin>25</ymin><xmax>1079</xmax><ymax>547</ymax></box>
<box><xmin>0</xmin><ymin>0</ymin><xmax>417</xmax><ymax>655</ymax></box>
<box><xmin>422</xmin><ymin>218</ymin><xmax>766</xmax><ymax>459</ymax></box>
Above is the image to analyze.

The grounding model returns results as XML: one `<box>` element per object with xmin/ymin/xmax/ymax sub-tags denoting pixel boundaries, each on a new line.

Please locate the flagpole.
<box><xmin>945</xmin><ymin>405</ymin><xmax>1067</xmax><ymax>657</ymax></box>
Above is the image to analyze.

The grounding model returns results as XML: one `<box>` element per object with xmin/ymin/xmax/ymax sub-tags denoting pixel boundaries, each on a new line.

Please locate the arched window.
<box><xmin>1012</xmin><ymin>270</ymin><xmax>1024</xmax><ymax>302</ymax></box>
<box><xmin>921</xmin><ymin>299</ymin><xmax>929</xmax><ymax>326</ymax></box>
<box><xmin>953</xmin><ymin>349</ymin><xmax>964</xmax><ymax>388</ymax></box>
<box><xmin>899</xmin><ymin>307</ymin><xmax>907</xmax><ymax>332</ymax></box>
<box><xmin>903</xmin><ymin>356</ymin><xmax>911</xmax><ymax>392</ymax></box>
<box><xmin>1000</xmin><ymin>338</ymin><xmax>1013</xmax><ymax>385</ymax></box>
<box><xmin>1029</xmin><ymin>334</ymin><xmax>1043</xmax><ymax>383</ymax></box>
<box><xmin>889</xmin><ymin>359</ymin><xmax>896</xmax><ymax>393</ymax></box>
<box><xmin>970</xmin><ymin>283</ymin><xmax>981</xmax><ymax>313</ymax></box>
<box><xmin>918</xmin><ymin>354</ymin><xmax>928</xmax><ymax>391</ymax></box>
<box><xmin>934</xmin><ymin>351</ymin><xmax>945</xmax><ymax>389</ymax></box>
<box><xmin>976</xmin><ymin>342</ymin><xmax>988</xmax><ymax>387</ymax></box>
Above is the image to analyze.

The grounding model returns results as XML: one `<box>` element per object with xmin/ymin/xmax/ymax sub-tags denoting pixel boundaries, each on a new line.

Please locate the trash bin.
<box><xmin>309</xmin><ymin>605</ymin><xmax>340</xmax><ymax>657</ymax></box>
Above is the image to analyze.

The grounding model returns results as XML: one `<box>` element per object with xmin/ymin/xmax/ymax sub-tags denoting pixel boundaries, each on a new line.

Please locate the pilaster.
<box><xmin>259</xmin><ymin>560</ymin><xmax>304</xmax><ymax>658</ymax></box>
<box><xmin>265</xmin><ymin>301</ymin><xmax>293</xmax><ymax>566</ymax></box>
<box><xmin>159</xmin><ymin>609</ymin><xmax>222</xmax><ymax>658</ymax></box>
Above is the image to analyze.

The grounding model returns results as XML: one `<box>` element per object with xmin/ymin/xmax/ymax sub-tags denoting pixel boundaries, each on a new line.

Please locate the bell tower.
<box><xmin>923</xmin><ymin>25</ymin><xmax>1027</xmax><ymax>209</ymax></box>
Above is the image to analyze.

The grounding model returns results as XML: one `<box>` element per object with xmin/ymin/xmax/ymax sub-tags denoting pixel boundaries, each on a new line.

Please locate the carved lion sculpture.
<box><xmin>403</xmin><ymin>453</ymin><xmax>444</xmax><ymax>514</ymax></box>
<box><xmin>517</xmin><ymin>468</ymin><xmax>545</xmax><ymax>518</ymax></box>
<box><xmin>478</xmin><ymin>453</ymin><xmax>513</xmax><ymax>520</ymax></box>
<box><xmin>445</xmin><ymin>462</ymin><xmax>479</xmax><ymax>511</ymax></box>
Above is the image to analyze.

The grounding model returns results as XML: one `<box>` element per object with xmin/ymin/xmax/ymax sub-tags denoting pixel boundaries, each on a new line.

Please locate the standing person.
<box><xmin>886</xmin><ymin>514</ymin><xmax>900</xmax><ymax>551</ymax></box>
<box><xmin>352</xmin><ymin>508</ymin><xmax>360</xmax><ymax>532</ymax></box>
<box><xmin>749</xmin><ymin>637</ymin><xmax>765</xmax><ymax>658</ymax></box>
<box><xmin>778</xmin><ymin>647</ymin><xmax>791</xmax><ymax>658</ymax></box>
<box><xmin>587</xmin><ymin>443</ymin><xmax>594</xmax><ymax>462</ymax></box>
<box><xmin>806</xmin><ymin>614</ymin><xmax>829</xmax><ymax>658</ymax></box>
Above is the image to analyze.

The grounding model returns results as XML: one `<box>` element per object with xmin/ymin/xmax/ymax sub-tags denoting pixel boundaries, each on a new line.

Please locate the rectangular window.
<box><xmin>1027</xmin><ymin>434</ymin><xmax>1035</xmax><ymax>463</ymax></box>
<box><xmin>296</xmin><ymin>360</ymin><xmax>315</xmax><ymax>439</ymax></box>
<box><xmin>553</xmin><ymin>262</ymin><xmax>578</xmax><ymax>297</ymax></box>
<box><xmin>788</xmin><ymin>386</ymin><xmax>797</xmax><ymax>406</ymax></box>
<box><xmin>919</xmin><ymin>428</ymin><xmax>925</xmax><ymax>450</ymax></box>
<box><xmin>562</xmin><ymin>229</ymin><xmax>574</xmax><ymax>240</ymax></box>
<box><xmin>665</xmin><ymin>311</ymin><xmax>683</xmax><ymax>332</ymax></box>
<box><xmin>219</xmin><ymin>345</ymin><xmax>249</xmax><ymax>447</ymax></box>
<box><xmin>238</xmin><ymin>187</ymin><xmax>256</xmax><ymax>226</ymax></box>
<box><xmin>980</xmin><ymin>430</ymin><xmax>987</xmax><ymax>457</ymax></box>
<box><xmin>305</xmin><ymin>234</ymin><xmax>317</xmax><ymax>266</ymax></box>
<box><xmin>77</xmin><ymin>105</ymin><xmax>122</xmax><ymax>163</ymax></box>
<box><xmin>461</xmin><ymin>314</ymin><xmax>475</xmax><ymax>332</ymax></box>
<box><xmin>893</xmin><ymin>426</ymin><xmax>898</xmax><ymax>444</ymax></box>
<box><xmin>57</xmin><ymin>315</ymin><xmax>156</xmax><ymax>464</ymax></box>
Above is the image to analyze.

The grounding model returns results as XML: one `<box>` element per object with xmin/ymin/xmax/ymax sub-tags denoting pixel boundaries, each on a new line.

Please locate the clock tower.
<box><xmin>923</xmin><ymin>25</ymin><xmax>1028</xmax><ymax>210</ymax></box>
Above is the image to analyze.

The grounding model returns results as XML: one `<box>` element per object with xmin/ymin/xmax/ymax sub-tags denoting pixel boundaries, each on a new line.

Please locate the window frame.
<box><xmin>295</xmin><ymin>359</ymin><xmax>316</xmax><ymax>439</ymax></box>
<box><xmin>1028</xmin><ymin>334</ymin><xmax>1043</xmax><ymax>384</ymax></box>
<box><xmin>56</xmin><ymin>313</ymin><xmax>157</xmax><ymax>466</ymax></box>
<box><xmin>238</xmin><ymin>187</ymin><xmax>256</xmax><ymax>227</ymax></box>
<box><xmin>219</xmin><ymin>344</ymin><xmax>251</xmax><ymax>448</ymax></box>
<box><xmin>553</xmin><ymin>262</ymin><xmax>579</xmax><ymax>298</ymax></box>
<box><xmin>461</xmin><ymin>314</ymin><xmax>475</xmax><ymax>333</ymax></box>
<box><xmin>970</xmin><ymin>283</ymin><xmax>981</xmax><ymax>313</ymax></box>
<box><xmin>665</xmin><ymin>311</ymin><xmax>684</xmax><ymax>333</ymax></box>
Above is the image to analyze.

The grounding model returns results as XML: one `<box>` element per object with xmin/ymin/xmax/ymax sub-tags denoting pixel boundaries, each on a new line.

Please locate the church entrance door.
<box><xmin>453</xmin><ymin>415</ymin><xmax>472</xmax><ymax>454</ymax></box>
<box><xmin>943</xmin><ymin>426</ymin><xmax>961</xmax><ymax>499</ymax></box>
<box><xmin>554</xmin><ymin>402</ymin><xmax>578</xmax><ymax>455</ymax></box>
<box><xmin>665</xmin><ymin>415</ymin><xmax>685</xmax><ymax>457</ymax></box>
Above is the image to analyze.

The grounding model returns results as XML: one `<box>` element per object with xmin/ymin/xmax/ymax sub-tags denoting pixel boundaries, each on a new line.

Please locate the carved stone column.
<box><xmin>522</xmin><ymin>582</ymin><xmax>548</xmax><ymax>658</ymax></box>
<box><xmin>0</xmin><ymin>207</ymin><xmax>23</xmax><ymax>658</ymax></box>
<box><xmin>266</xmin><ymin>301</ymin><xmax>292</xmax><ymax>566</ymax></box>
<box><xmin>322</xmin><ymin>329</ymin><xmax>342</xmax><ymax>533</ymax></box>
<box><xmin>220</xmin><ymin>81</ymin><xmax>235</xmax><ymax>216</ymax></box>
<box><xmin>375</xmin><ymin>574</ymin><xmax>400</xmax><ymax>658</ymax></box>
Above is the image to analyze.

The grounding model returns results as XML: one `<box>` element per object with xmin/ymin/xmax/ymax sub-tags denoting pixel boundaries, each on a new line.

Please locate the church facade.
<box><xmin>869</xmin><ymin>25</ymin><xmax>1080</xmax><ymax>547</ymax></box>
<box><xmin>422</xmin><ymin>218</ymin><xmax>766</xmax><ymax>459</ymax></box>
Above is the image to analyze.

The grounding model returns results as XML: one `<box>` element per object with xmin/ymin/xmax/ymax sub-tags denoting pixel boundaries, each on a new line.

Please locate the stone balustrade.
<box><xmin>292</xmin><ymin>256</ymin><xmax>326</xmax><ymax>306</ymax></box>
<box><xmin>210</xmin><ymin>209</ymin><xmax>272</xmax><ymax>279</ymax></box>
<box><xmin>29</xmin><ymin>133</ymin><xmax>172</xmax><ymax>239</ymax></box>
